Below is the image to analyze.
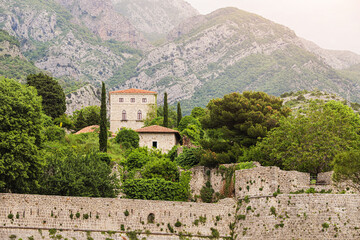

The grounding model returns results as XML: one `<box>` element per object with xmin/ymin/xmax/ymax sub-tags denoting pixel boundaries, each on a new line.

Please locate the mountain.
<box><xmin>111</xmin><ymin>0</ymin><xmax>199</xmax><ymax>42</ymax></box>
<box><xmin>114</xmin><ymin>7</ymin><xmax>360</xmax><ymax>113</ymax></box>
<box><xmin>1</xmin><ymin>2</ymin><xmax>360</xmax><ymax>115</ymax></box>
<box><xmin>0</xmin><ymin>29</ymin><xmax>45</xmax><ymax>81</ymax></box>
<box><xmin>0</xmin><ymin>0</ymin><xmax>146</xmax><ymax>94</ymax></box>
<box><xmin>300</xmin><ymin>38</ymin><xmax>360</xmax><ymax>70</ymax></box>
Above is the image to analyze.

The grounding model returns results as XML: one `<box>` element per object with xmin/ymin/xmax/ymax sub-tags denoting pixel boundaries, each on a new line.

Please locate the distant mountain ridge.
<box><xmin>1</xmin><ymin>1</ymin><xmax>360</xmax><ymax>114</ymax></box>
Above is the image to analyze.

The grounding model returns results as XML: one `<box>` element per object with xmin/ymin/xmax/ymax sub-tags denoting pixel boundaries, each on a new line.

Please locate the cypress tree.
<box><xmin>99</xmin><ymin>82</ymin><xmax>107</xmax><ymax>152</ymax></box>
<box><xmin>177</xmin><ymin>102</ymin><xmax>182</xmax><ymax>127</ymax></box>
<box><xmin>163</xmin><ymin>92</ymin><xmax>168</xmax><ymax>127</ymax></box>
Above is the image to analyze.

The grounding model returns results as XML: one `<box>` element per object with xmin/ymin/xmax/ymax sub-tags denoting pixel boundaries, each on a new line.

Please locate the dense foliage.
<box><xmin>0</xmin><ymin>77</ymin><xmax>44</xmax><ymax>193</ymax></box>
<box><xmin>39</xmin><ymin>150</ymin><xmax>119</xmax><ymax>197</ymax></box>
<box><xmin>115</xmin><ymin>128</ymin><xmax>140</xmax><ymax>149</ymax></box>
<box><xmin>122</xmin><ymin>171</ymin><xmax>191</xmax><ymax>201</ymax></box>
<box><xmin>333</xmin><ymin>150</ymin><xmax>360</xmax><ymax>191</ymax></box>
<box><xmin>27</xmin><ymin>73</ymin><xmax>66</xmax><ymax>118</ymax></box>
<box><xmin>244</xmin><ymin>101</ymin><xmax>360</xmax><ymax>174</ymax></box>
<box><xmin>202</xmin><ymin>91</ymin><xmax>290</xmax><ymax>147</ymax></box>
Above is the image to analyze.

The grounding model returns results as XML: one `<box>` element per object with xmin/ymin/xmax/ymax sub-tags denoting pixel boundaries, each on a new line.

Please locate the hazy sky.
<box><xmin>186</xmin><ymin>0</ymin><xmax>360</xmax><ymax>54</ymax></box>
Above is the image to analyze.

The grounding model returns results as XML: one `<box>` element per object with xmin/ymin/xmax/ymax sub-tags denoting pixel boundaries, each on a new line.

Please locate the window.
<box><xmin>137</xmin><ymin>110</ymin><xmax>142</xmax><ymax>120</ymax></box>
<box><xmin>142</xmin><ymin>98</ymin><xmax>147</xmax><ymax>103</ymax></box>
<box><xmin>152</xmin><ymin>141</ymin><xmax>157</xmax><ymax>148</ymax></box>
<box><xmin>122</xmin><ymin>110</ymin><xmax>127</xmax><ymax>120</ymax></box>
<box><xmin>130</xmin><ymin>98</ymin><xmax>135</xmax><ymax>103</ymax></box>
<box><xmin>119</xmin><ymin>98</ymin><xmax>124</xmax><ymax>102</ymax></box>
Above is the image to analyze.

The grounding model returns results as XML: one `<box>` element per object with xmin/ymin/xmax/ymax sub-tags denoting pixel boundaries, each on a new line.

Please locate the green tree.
<box><xmin>26</xmin><ymin>73</ymin><xmax>66</xmax><ymax>119</ymax></box>
<box><xmin>163</xmin><ymin>92</ymin><xmax>168</xmax><ymax>127</ymax></box>
<box><xmin>72</xmin><ymin>106</ymin><xmax>100</xmax><ymax>128</ymax></box>
<box><xmin>177</xmin><ymin>102</ymin><xmax>182</xmax><ymax>127</ymax></box>
<box><xmin>246</xmin><ymin>101</ymin><xmax>360</xmax><ymax>174</ymax></box>
<box><xmin>0</xmin><ymin>77</ymin><xmax>45</xmax><ymax>193</ymax></box>
<box><xmin>39</xmin><ymin>150</ymin><xmax>119</xmax><ymax>197</ymax></box>
<box><xmin>332</xmin><ymin>150</ymin><xmax>360</xmax><ymax>191</ymax></box>
<box><xmin>99</xmin><ymin>82</ymin><xmax>107</xmax><ymax>152</ymax></box>
<box><xmin>115</xmin><ymin>128</ymin><xmax>139</xmax><ymax>149</ymax></box>
<box><xmin>176</xmin><ymin>147</ymin><xmax>202</xmax><ymax>169</ymax></box>
<box><xmin>202</xmin><ymin>91</ymin><xmax>290</xmax><ymax>147</ymax></box>
<box><xmin>126</xmin><ymin>148</ymin><xmax>150</xmax><ymax>170</ymax></box>
<box><xmin>191</xmin><ymin>107</ymin><xmax>206</xmax><ymax>119</ymax></box>
<box><xmin>75</xmin><ymin>110</ymin><xmax>86</xmax><ymax>131</ymax></box>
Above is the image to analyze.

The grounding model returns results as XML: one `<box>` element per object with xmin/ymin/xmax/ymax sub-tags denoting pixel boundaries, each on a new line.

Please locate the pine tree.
<box><xmin>177</xmin><ymin>102</ymin><xmax>182</xmax><ymax>127</ymax></box>
<box><xmin>99</xmin><ymin>82</ymin><xmax>107</xmax><ymax>152</ymax></box>
<box><xmin>163</xmin><ymin>92</ymin><xmax>168</xmax><ymax>127</ymax></box>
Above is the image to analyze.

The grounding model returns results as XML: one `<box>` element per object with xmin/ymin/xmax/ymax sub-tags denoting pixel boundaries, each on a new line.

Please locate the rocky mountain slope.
<box><xmin>300</xmin><ymin>38</ymin><xmax>360</xmax><ymax>70</ymax></box>
<box><xmin>115</xmin><ymin>7</ymin><xmax>360</xmax><ymax>113</ymax></box>
<box><xmin>111</xmin><ymin>0</ymin><xmax>199</xmax><ymax>41</ymax></box>
<box><xmin>0</xmin><ymin>0</ymin><xmax>145</xmax><ymax>95</ymax></box>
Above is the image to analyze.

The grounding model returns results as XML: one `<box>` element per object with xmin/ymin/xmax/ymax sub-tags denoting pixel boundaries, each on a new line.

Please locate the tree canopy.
<box><xmin>0</xmin><ymin>77</ymin><xmax>45</xmax><ymax>193</ymax></box>
<box><xmin>202</xmin><ymin>91</ymin><xmax>290</xmax><ymax>147</ymax></box>
<box><xmin>244</xmin><ymin>101</ymin><xmax>360</xmax><ymax>174</ymax></box>
<box><xmin>27</xmin><ymin>73</ymin><xmax>66</xmax><ymax>119</ymax></box>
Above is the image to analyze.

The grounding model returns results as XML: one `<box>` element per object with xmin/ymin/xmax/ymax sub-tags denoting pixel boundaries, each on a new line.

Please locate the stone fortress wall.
<box><xmin>2</xmin><ymin>164</ymin><xmax>360</xmax><ymax>239</ymax></box>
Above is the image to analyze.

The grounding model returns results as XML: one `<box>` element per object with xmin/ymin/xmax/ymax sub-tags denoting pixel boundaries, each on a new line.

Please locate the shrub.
<box><xmin>126</xmin><ymin>148</ymin><xmax>150</xmax><ymax>170</ymax></box>
<box><xmin>270</xmin><ymin>206</ymin><xmax>276</xmax><ymax>216</ymax></box>
<box><xmin>176</xmin><ymin>147</ymin><xmax>202</xmax><ymax>169</ymax></box>
<box><xmin>200</xmin><ymin>181</ymin><xmax>214</xmax><ymax>203</ymax></box>
<box><xmin>167</xmin><ymin>223</ymin><xmax>174</xmax><ymax>233</ymax></box>
<box><xmin>237</xmin><ymin>215</ymin><xmax>246</xmax><ymax>220</ymax></box>
<box><xmin>175</xmin><ymin>220</ymin><xmax>182</xmax><ymax>227</ymax></box>
<box><xmin>115</xmin><ymin>128</ymin><xmax>139</xmax><ymax>148</ymax></box>
<box><xmin>141</xmin><ymin>158</ymin><xmax>179</xmax><ymax>181</ymax></box>
<box><xmin>322</xmin><ymin>222</ymin><xmax>330</xmax><ymax>229</ymax></box>
<box><xmin>44</xmin><ymin>125</ymin><xmax>65</xmax><ymax>142</ymax></box>
<box><xmin>124</xmin><ymin>210</ymin><xmax>129</xmax><ymax>216</ymax></box>
<box><xmin>8</xmin><ymin>213</ymin><xmax>13</xmax><ymax>219</ymax></box>
<box><xmin>210</xmin><ymin>228</ymin><xmax>219</xmax><ymax>238</ymax></box>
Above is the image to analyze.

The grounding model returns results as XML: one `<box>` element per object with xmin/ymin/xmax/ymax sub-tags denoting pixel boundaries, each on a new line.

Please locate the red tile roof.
<box><xmin>75</xmin><ymin>125</ymin><xmax>99</xmax><ymax>134</ymax></box>
<box><xmin>135</xmin><ymin>125</ymin><xmax>179</xmax><ymax>134</ymax></box>
<box><xmin>109</xmin><ymin>88</ymin><xmax>157</xmax><ymax>94</ymax></box>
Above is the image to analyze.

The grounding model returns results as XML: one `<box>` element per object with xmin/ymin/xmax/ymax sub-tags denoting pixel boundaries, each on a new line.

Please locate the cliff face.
<box><xmin>54</xmin><ymin>0</ymin><xmax>150</xmax><ymax>50</ymax></box>
<box><xmin>111</xmin><ymin>0</ymin><xmax>199</xmax><ymax>40</ymax></box>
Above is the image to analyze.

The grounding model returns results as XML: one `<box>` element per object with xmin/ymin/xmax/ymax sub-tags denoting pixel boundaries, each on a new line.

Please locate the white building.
<box><xmin>135</xmin><ymin>125</ymin><xmax>181</xmax><ymax>153</ymax></box>
<box><xmin>109</xmin><ymin>88</ymin><xmax>157</xmax><ymax>133</ymax></box>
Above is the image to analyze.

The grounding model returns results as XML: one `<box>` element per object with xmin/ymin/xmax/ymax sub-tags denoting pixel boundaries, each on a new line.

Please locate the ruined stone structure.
<box><xmin>1</xmin><ymin>164</ymin><xmax>360</xmax><ymax>239</ymax></box>
<box><xmin>109</xmin><ymin>88</ymin><xmax>157</xmax><ymax>133</ymax></box>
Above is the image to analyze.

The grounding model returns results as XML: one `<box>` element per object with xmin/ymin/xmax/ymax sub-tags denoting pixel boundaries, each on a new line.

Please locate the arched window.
<box><xmin>122</xmin><ymin>110</ymin><xmax>127</xmax><ymax>120</ymax></box>
<box><xmin>137</xmin><ymin>110</ymin><xmax>142</xmax><ymax>120</ymax></box>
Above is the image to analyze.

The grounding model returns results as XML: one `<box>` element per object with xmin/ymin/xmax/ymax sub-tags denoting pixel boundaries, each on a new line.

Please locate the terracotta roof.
<box><xmin>135</xmin><ymin>125</ymin><xmax>179</xmax><ymax>134</ymax></box>
<box><xmin>75</xmin><ymin>125</ymin><xmax>99</xmax><ymax>134</ymax></box>
<box><xmin>109</xmin><ymin>88</ymin><xmax>157</xmax><ymax>94</ymax></box>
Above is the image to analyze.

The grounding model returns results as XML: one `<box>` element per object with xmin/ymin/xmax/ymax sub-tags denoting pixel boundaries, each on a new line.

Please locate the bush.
<box><xmin>141</xmin><ymin>158</ymin><xmax>179</xmax><ymax>181</ymax></box>
<box><xmin>200</xmin><ymin>181</ymin><xmax>214</xmax><ymax>203</ymax></box>
<box><xmin>44</xmin><ymin>125</ymin><xmax>66</xmax><ymax>142</ymax></box>
<box><xmin>97</xmin><ymin>152</ymin><xmax>111</xmax><ymax>165</ymax></box>
<box><xmin>122</xmin><ymin>174</ymin><xmax>191</xmax><ymax>201</ymax></box>
<box><xmin>174</xmin><ymin>220</ymin><xmax>182</xmax><ymax>227</ymax></box>
<box><xmin>176</xmin><ymin>147</ymin><xmax>202</xmax><ymax>169</ymax></box>
<box><xmin>126</xmin><ymin>148</ymin><xmax>150</xmax><ymax>170</ymax></box>
<box><xmin>115</xmin><ymin>128</ymin><xmax>139</xmax><ymax>148</ymax></box>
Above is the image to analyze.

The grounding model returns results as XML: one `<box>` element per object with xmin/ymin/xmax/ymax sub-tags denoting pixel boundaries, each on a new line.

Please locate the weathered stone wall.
<box><xmin>235</xmin><ymin>194</ymin><xmax>360</xmax><ymax>239</ymax></box>
<box><xmin>235</xmin><ymin>166</ymin><xmax>310</xmax><ymax>198</ymax></box>
<box><xmin>0</xmin><ymin>194</ymin><xmax>235</xmax><ymax>239</ymax></box>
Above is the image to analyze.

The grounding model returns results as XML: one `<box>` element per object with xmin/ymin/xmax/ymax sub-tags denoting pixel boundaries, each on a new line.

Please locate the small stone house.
<box><xmin>135</xmin><ymin>125</ymin><xmax>181</xmax><ymax>153</ymax></box>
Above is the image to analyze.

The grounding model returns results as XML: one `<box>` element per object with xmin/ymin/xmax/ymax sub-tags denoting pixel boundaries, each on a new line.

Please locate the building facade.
<box><xmin>135</xmin><ymin>125</ymin><xmax>180</xmax><ymax>153</ymax></box>
<box><xmin>109</xmin><ymin>89</ymin><xmax>157</xmax><ymax>133</ymax></box>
